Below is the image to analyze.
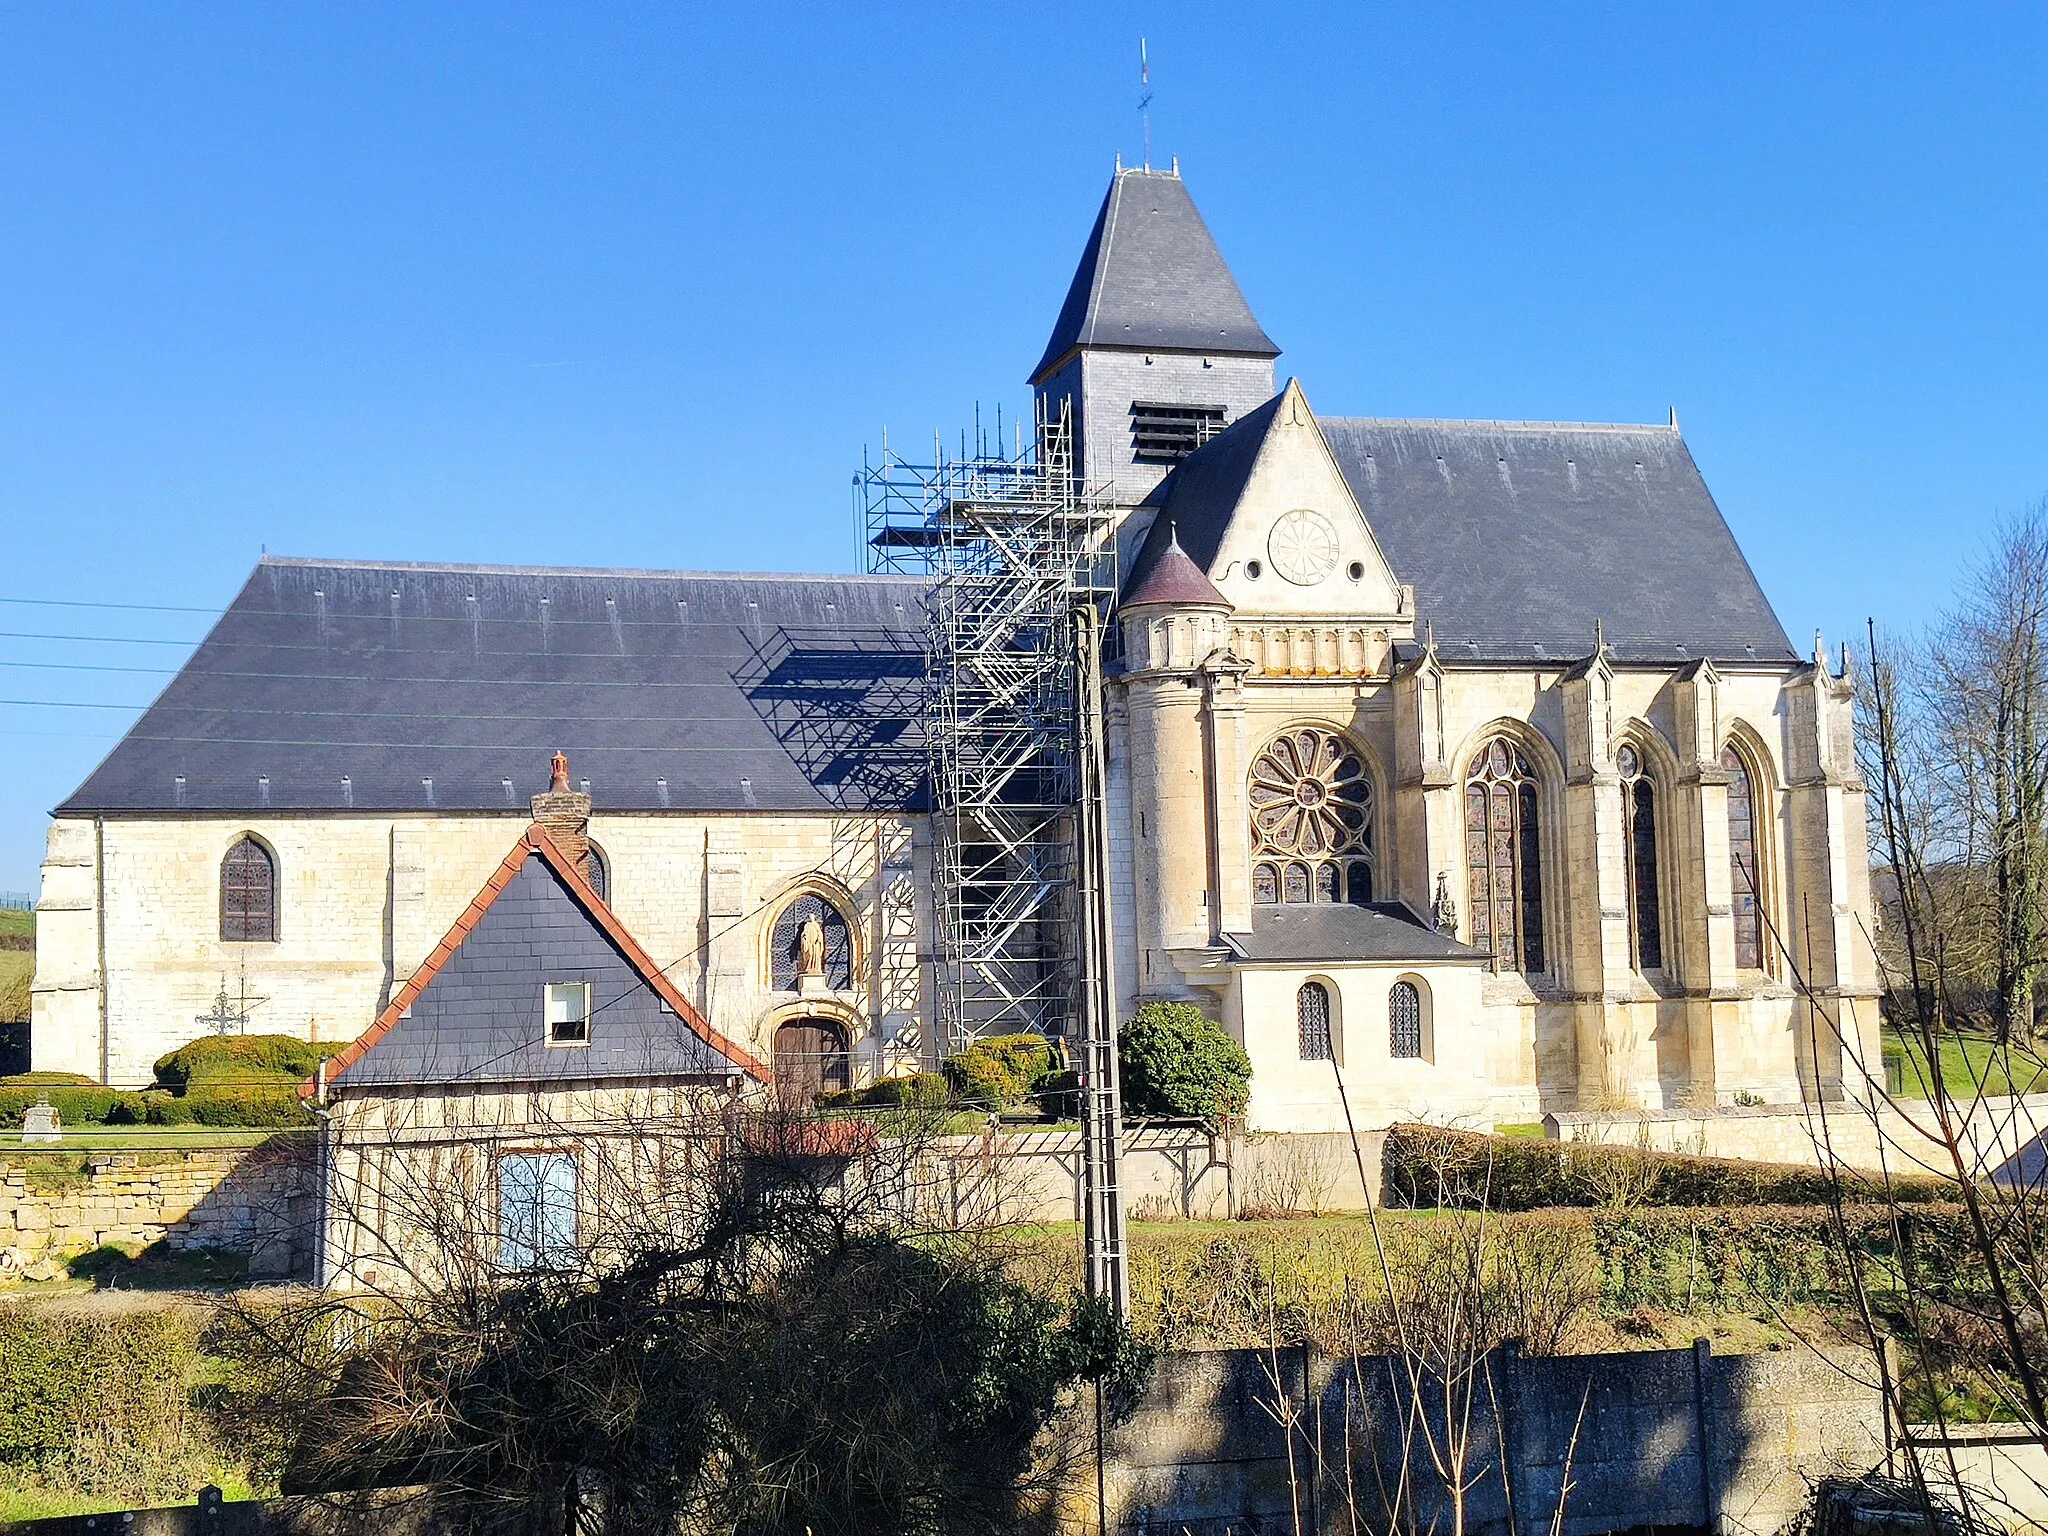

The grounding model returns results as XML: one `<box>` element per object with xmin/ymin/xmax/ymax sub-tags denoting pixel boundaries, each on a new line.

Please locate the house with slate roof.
<box><xmin>304</xmin><ymin>818</ymin><xmax>767</xmax><ymax>1288</ymax></box>
<box><xmin>31</xmin><ymin>163</ymin><xmax>1880</xmax><ymax>1138</ymax></box>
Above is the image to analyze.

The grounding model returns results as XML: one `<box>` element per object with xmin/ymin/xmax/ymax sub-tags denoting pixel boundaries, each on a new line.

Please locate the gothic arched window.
<box><xmin>220</xmin><ymin>836</ymin><xmax>278</xmax><ymax>943</ymax></box>
<box><xmin>1297</xmin><ymin>982</ymin><xmax>1333</xmax><ymax>1061</ymax></box>
<box><xmin>585</xmin><ymin>843</ymin><xmax>610</xmax><ymax>905</ymax></box>
<box><xmin>1389</xmin><ymin>980</ymin><xmax>1424</xmax><ymax>1059</ymax></box>
<box><xmin>1465</xmin><ymin>740</ymin><xmax>1545</xmax><ymax>972</ymax></box>
<box><xmin>770</xmin><ymin>893</ymin><xmax>853</xmax><ymax>991</ymax></box>
<box><xmin>1722</xmin><ymin>745</ymin><xmax>1764</xmax><ymax>970</ymax></box>
<box><xmin>1250</xmin><ymin>727</ymin><xmax>1374</xmax><ymax>907</ymax></box>
<box><xmin>1618</xmin><ymin>744</ymin><xmax>1663</xmax><ymax>971</ymax></box>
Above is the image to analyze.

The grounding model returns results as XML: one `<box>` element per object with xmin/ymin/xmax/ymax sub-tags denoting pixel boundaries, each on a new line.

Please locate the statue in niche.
<box><xmin>797</xmin><ymin>915</ymin><xmax>827</xmax><ymax>980</ymax></box>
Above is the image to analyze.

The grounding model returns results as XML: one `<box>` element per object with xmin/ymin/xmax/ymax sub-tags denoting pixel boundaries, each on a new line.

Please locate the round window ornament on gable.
<box><xmin>1268</xmin><ymin>508</ymin><xmax>1340</xmax><ymax>586</ymax></box>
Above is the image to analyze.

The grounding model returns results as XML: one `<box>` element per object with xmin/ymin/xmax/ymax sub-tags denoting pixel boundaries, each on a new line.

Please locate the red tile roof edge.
<box><xmin>300</xmin><ymin>823</ymin><xmax>770</xmax><ymax>1099</ymax></box>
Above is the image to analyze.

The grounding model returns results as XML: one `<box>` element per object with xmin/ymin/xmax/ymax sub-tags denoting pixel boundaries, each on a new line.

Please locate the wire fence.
<box><xmin>0</xmin><ymin>891</ymin><xmax>33</xmax><ymax>911</ymax></box>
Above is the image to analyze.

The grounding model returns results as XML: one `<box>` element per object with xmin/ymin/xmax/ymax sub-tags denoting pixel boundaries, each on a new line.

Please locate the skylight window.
<box><xmin>1131</xmin><ymin>401</ymin><xmax>1226</xmax><ymax>462</ymax></box>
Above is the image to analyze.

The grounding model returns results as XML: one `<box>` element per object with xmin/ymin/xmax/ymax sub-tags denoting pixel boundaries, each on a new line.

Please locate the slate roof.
<box><xmin>1128</xmin><ymin>398</ymin><xmax>1797</xmax><ymax>666</ymax></box>
<box><xmin>61</xmin><ymin>558</ymin><xmax>928</xmax><ymax>816</ymax></box>
<box><xmin>1031</xmin><ymin>168</ymin><xmax>1280</xmax><ymax>384</ymax></box>
<box><xmin>1323</xmin><ymin>419</ymin><xmax>1796</xmax><ymax>665</ymax></box>
<box><xmin>315</xmin><ymin>823</ymin><xmax>768</xmax><ymax>1093</ymax></box>
<box><xmin>1226</xmin><ymin>903</ymin><xmax>1490</xmax><ymax>965</ymax></box>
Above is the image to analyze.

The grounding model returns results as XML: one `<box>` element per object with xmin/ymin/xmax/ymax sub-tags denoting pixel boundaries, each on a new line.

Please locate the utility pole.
<box><xmin>1073</xmin><ymin>601</ymin><xmax>1127</xmax><ymax>1318</ymax></box>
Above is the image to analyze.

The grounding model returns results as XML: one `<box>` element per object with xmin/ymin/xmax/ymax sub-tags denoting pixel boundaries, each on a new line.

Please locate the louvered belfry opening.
<box><xmin>1130</xmin><ymin>401</ymin><xmax>1227</xmax><ymax>462</ymax></box>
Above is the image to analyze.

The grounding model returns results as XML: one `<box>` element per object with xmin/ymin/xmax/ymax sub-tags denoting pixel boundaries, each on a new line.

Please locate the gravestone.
<box><xmin>22</xmin><ymin>1095</ymin><xmax>61</xmax><ymax>1144</ymax></box>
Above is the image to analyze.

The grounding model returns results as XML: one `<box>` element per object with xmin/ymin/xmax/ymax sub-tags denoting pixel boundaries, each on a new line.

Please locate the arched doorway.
<box><xmin>773</xmin><ymin>1019</ymin><xmax>850</xmax><ymax>1102</ymax></box>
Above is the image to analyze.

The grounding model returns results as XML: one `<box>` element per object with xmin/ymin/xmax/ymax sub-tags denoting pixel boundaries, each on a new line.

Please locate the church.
<box><xmin>28</xmin><ymin>165</ymin><xmax>1881</xmax><ymax>1134</ymax></box>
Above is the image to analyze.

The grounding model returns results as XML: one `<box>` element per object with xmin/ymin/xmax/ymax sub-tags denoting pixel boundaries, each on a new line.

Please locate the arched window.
<box><xmin>220</xmin><ymin>836</ymin><xmax>277</xmax><ymax>943</ymax></box>
<box><xmin>1465</xmin><ymin>740</ymin><xmax>1545</xmax><ymax>972</ymax></box>
<box><xmin>770</xmin><ymin>893</ymin><xmax>853</xmax><ymax>990</ymax></box>
<box><xmin>1389</xmin><ymin>980</ymin><xmax>1424</xmax><ymax>1059</ymax></box>
<box><xmin>1618</xmin><ymin>744</ymin><xmax>1663</xmax><ymax>971</ymax></box>
<box><xmin>1722</xmin><ymin>745</ymin><xmax>1764</xmax><ymax>970</ymax></box>
<box><xmin>585</xmin><ymin>843</ymin><xmax>610</xmax><ymax>904</ymax></box>
<box><xmin>1297</xmin><ymin>982</ymin><xmax>1333</xmax><ymax>1061</ymax></box>
<box><xmin>1250</xmin><ymin>727</ymin><xmax>1374</xmax><ymax>906</ymax></box>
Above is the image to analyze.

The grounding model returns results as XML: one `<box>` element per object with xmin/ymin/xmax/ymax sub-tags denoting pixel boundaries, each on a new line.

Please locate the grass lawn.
<box><xmin>0</xmin><ymin>907</ymin><xmax>32</xmax><ymax>941</ymax></box>
<box><xmin>1881</xmin><ymin>1024</ymin><xmax>2048</xmax><ymax>1099</ymax></box>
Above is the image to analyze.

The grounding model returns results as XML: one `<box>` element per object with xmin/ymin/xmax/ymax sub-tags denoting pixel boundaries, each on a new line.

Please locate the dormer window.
<box><xmin>1131</xmin><ymin>402</ymin><xmax>1226</xmax><ymax>462</ymax></box>
<box><xmin>544</xmin><ymin>982</ymin><xmax>591</xmax><ymax>1047</ymax></box>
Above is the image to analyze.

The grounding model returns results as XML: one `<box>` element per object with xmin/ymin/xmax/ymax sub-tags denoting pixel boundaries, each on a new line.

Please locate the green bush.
<box><xmin>1117</xmin><ymin>1003</ymin><xmax>1251</xmax><ymax>1124</ymax></box>
<box><xmin>186</xmin><ymin>1083</ymin><xmax>313</xmax><ymax>1128</ymax></box>
<box><xmin>944</xmin><ymin>1034</ymin><xmax>1057</xmax><ymax>1110</ymax></box>
<box><xmin>0</xmin><ymin>1079</ymin><xmax>120</xmax><ymax>1129</ymax></box>
<box><xmin>1382</xmin><ymin>1123</ymin><xmax>1954</xmax><ymax>1211</ymax></box>
<box><xmin>151</xmin><ymin>1034</ymin><xmax>333</xmax><ymax>1093</ymax></box>
<box><xmin>0</xmin><ymin>1304</ymin><xmax>207</xmax><ymax>1470</ymax></box>
<box><xmin>816</xmin><ymin>1072</ymin><xmax>952</xmax><ymax>1111</ymax></box>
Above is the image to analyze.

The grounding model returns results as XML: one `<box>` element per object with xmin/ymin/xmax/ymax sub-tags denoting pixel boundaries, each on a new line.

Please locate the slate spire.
<box><xmin>1030</xmin><ymin>167</ymin><xmax>1279</xmax><ymax>384</ymax></box>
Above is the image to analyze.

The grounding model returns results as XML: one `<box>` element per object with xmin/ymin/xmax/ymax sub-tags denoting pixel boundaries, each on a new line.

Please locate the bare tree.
<box><xmin>1908</xmin><ymin>503</ymin><xmax>2048</xmax><ymax>1047</ymax></box>
<box><xmin>219</xmin><ymin>1094</ymin><xmax>1149</xmax><ymax>1536</ymax></box>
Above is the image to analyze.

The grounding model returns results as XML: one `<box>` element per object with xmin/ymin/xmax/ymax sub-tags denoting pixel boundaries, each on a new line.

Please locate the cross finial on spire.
<box><xmin>1594</xmin><ymin>617</ymin><xmax>1606</xmax><ymax>655</ymax></box>
<box><xmin>1167</xmin><ymin>518</ymin><xmax>1181</xmax><ymax>552</ymax></box>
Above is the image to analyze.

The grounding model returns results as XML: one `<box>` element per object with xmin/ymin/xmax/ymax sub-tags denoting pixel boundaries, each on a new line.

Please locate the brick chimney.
<box><xmin>531</xmin><ymin>749</ymin><xmax>592</xmax><ymax>879</ymax></box>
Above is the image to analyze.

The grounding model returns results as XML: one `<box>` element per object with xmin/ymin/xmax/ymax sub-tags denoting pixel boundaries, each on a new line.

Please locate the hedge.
<box><xmin>1118</xmin><ymin>1002</ymin><xmax>1251</xmax><ymax>1123</ymax></box>
<box><xmin>1382</xmin><ymin>1123</ymin><xmax>1953</xmax><ymax>1211</ymax></box>
<box><xmin>152</xmin><ymin>1034</ymin><xmax>333</xmax><ymax>1093</ymax></box>
<box><xmin>0</xmin><ymin>1079</ymin><xmax>122</xmax><ymax>1130</ymax></box>
<box><xmin>944</xmin><ymin>1034</ymin><xmax>1057</xmax><ymax>1110</ymax></box>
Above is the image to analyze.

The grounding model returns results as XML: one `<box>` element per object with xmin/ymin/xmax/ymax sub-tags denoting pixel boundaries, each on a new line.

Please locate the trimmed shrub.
<box><xmin>944</xmin><ymin>1034</ymin><xmax>1057</xmax><ymax>1110</ymax></box>
<box><xmin>0</xmin><ymin>1077</ymin><xmax>120</xmax><ymax>1129</ymax></box>
<box><xmin>1118</xmin><ymin>1003</ymin><xmax>1251</xmax><ymax>1124</ymax></box>
<box><xmin>816</xmin><ymin>1072</ymin><xmax>952</xmax><ymax>1111</ymax></box>
<box><xmin>152</xmin><ymin>1034</ymin><xmax>333</xmax><ymax>1092</ymax></box>
<box><xmin>186</xmin><ymin>1083</ymin><xmax>314</xmax><ymax>1128</ymax></box>
<box><xmin>1382</xmin><ymin>1123</ymin><xmax>1954</xmax><ymax>1211</ymax></box>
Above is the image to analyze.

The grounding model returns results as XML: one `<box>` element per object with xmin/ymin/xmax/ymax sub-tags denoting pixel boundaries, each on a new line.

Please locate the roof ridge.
<box><xmin>258</xmin><ymin>555</ymin><xmax>924</xmax><ymax>584</ymax></box>
<box><xmin>1321</xmin><ymin>417</ymin><xmax>1681</xmax><ymax>436</ymax></box>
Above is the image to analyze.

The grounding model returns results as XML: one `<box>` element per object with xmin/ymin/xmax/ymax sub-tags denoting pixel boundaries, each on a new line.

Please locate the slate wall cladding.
<box><xmin>337</xmin><ymin>858</ymin><xmax>731</xmax><ymax>1088</ymax></box>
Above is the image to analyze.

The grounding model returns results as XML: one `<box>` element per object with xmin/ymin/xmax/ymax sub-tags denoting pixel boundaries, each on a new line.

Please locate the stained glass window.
<box><xmin>770</xmin><ymin>893</ymin><xmax>853</xmax><ymax>990</ymax></box>
<box><xmin>1618</xmin><ymin>745</ymin><xmax>1663</xmax><ymax>971</ymax></box>
<box><xmin>1465</xmin><ymin>741</ymin><xmax>1545</xmax><ymax>972</ymax></box>
<box><xmin>1249</xmin><ymin>727</ymin><xmax>1374</xmax><ymax>905</ymax></box>
<box><xmin>1723</xmin><ymin>745</ymin><xmax>1763</xmax><ymax>970</ymax></box>
<box><xmin>1253</xmin><ymin>862</ymin><xmax>1279</xmax><ymax>905</ymax></box>
<box><xmin>220</xmin><ymin>837</ymin><xmax>277</xmax><ymax>943</ymax></box>
<box><xmin>585</xmin><ymin>843</ymin><xmax>610</xmax><ymax>904</ymax></box>
<box><xmin>1389</xmin><ymin>981</ymin><xmax>1423</xmax><ymax>1059</ymax></box>
<box><xmin>1298</xmin><ymin>982</ymin><xmax>1333</xmax><ymax>1061</ymax></box>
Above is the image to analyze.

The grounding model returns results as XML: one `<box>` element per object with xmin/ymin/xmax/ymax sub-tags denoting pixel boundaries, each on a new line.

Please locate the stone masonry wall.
<box><xmin>0</xmin><ymin>1139</ymin><xmax>315</xmax><ymax>1279</ymax></box>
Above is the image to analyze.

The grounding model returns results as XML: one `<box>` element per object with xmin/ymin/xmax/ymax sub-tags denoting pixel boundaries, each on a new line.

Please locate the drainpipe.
<box><xmin>94</xmin><ymin>816</ymin><xmax>108</xmax><ymax>1085</ymax></box>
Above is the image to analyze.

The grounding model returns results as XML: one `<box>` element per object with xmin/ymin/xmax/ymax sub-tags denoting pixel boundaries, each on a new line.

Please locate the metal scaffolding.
<box><xmin>858</xmin><ymin>400</ymin><xmax>1117</xmax><ymax>1050</ymax></box>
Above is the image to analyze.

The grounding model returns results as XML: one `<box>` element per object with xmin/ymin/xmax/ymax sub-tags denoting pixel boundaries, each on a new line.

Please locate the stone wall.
<box><xmin>0</xmin><ymin>1140</ymin><xmax>315</xmax><ymax>1279</ymax></box>
<box><xmin>1096</xmin><ymin>1341</ymin><xmax>1886</xmax><ymax>1536</ymax></box>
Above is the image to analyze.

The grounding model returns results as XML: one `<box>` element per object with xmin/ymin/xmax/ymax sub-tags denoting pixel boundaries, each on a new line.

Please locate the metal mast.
<box><xmin>859</xmin><ymin>400</ymin><xmax>1116</xmax><ymax>1049</ymax></box>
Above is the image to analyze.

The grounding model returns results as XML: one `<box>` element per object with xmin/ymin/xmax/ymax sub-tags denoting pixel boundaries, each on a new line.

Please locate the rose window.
<box><xmin>1250</xmin><ymin>727</ymin><xmax>1374</xmax><ymax>906</ymax></box>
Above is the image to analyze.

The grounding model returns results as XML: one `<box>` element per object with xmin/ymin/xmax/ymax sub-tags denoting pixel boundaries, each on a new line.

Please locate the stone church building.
<box><xmin>30</xmin><ymin>166</ymin><xmax>1880</xmax><ymax>1133</ymax></box>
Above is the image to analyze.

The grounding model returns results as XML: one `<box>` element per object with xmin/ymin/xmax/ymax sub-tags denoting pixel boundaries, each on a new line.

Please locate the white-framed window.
<box><xmin>543</xmin><ymin>981</ymin><xmax>592</xmax><ymax>1047</ymax></box>
<box><xmin>498</xmin><ymin>1150</ymin><xmax>577</xmax><ymax>1270</ymax></box>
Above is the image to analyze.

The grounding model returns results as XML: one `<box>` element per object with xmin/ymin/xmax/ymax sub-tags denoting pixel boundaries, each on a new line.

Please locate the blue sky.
<box><xmin>2</xmin><ymin>3</ymin><xmax>2045</xmax><ymax>891</ymax></box>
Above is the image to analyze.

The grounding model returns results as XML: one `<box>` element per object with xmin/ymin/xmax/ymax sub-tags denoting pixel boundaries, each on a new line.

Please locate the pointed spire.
<box><xmin>1031</xmin><ymin>168</ymin><xmax>1278</xmax><ymax>384</ymax></box>
<box><xmin>1121</xmin><ymin>520</ymin><xmax>1232</xmax><ymax>610</ymax></box>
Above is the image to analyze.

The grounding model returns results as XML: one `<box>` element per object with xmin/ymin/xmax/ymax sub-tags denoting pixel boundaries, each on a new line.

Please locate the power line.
<box><xmin>0</xmin><ymin>698</ymin><xmax>149</xmax><ymax>710</ymax></box>
<box><xmin>0</xmin><ymin>595</ymin><xmax>220</xmax><ymax>614</ymax></box>
<box><xmin>0</xmin><ymin>631</ymin><xmax>202</xmax><ymax>647</ymax></box>
<box><xmin>0</xmin><ymin>659</ymin><xmax>177</xmax><ymax>675</ymax></box>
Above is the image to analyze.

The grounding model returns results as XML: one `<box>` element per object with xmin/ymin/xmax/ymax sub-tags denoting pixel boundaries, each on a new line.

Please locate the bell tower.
<box><xmin>1031</xmin><ymin>166</ymin><xmax>1281</xmax><ymax>516</ymax></box>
